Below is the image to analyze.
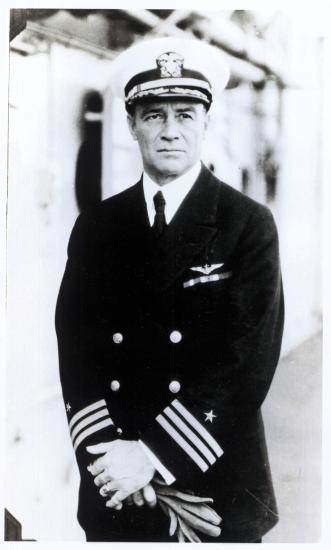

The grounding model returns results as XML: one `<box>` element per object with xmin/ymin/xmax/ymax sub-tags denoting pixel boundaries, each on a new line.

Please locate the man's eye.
<box><xmin>178</xmin><ymin>113</ymin><xmax>193</xmax><ymax>120</ymax></box>
<box><xmin>145</xmin><ymin>114</ymin><xmax>162</xmax><ymax>121</ymax></box>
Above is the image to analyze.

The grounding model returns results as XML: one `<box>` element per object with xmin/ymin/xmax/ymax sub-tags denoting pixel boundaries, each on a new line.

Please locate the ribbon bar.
<box><xmin>183</xmin><ymin>271</ymin><xmax>232</xmax><ymax>289</ymax></box>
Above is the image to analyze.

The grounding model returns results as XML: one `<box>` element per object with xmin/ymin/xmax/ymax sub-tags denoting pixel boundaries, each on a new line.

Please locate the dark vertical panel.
<box><xmin>75</xmin><ymin>91</ymin><xmax>103</xmax><ymax>212</ymax></box>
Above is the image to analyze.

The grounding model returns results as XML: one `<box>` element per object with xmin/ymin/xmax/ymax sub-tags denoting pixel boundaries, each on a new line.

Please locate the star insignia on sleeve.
<box><xmin>66</xmin><ymin>402</ymin><xmax>72</xmax><ymax>413</ymax></box>
<box><xmin>204</xmin><ymin>410</ymin><xmax>216</xmax><ymax>423</ymax></box>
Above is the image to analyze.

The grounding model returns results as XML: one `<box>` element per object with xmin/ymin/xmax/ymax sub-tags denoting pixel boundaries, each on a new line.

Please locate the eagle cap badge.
<box><xmin>156</xmin><ymin>51</ymin><xmax>184</xmax><ymax>78</ymax></box>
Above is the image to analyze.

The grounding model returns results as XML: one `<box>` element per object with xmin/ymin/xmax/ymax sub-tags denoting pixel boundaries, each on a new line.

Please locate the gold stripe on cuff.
<box><xmin>164</xmin><ymin>407</ymin><xmax>216</xmax><ymax>465</ymax></box>
<box><xmin>73</xmin><ymin>418</ymin><xmax>113</xmax><ymax>452</ymax></box>
<box><xmin>69</xmin><ymin>399</ymin><xmax>106</xmax><ymax>431</ymax></box>
<box><xmin>70</xmin><ymin>408</ymin><xmax>110</xmax><ymax>441</ymax></box>
<box><xmin>156</xmin><ymin>414</ymin><xmax>208</xmax><ymax>472</ymax></box>
<box><xmin>172</xmin><ymin>400</ymin><xmax>223</xmax><ymax>457</ymax></box>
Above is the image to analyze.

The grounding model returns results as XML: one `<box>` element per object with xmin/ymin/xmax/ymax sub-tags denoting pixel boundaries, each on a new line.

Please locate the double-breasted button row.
<box><xmin>169</xmin><ymin>330</ymin><xmax>182</xmax><ymax>343</ymax></box>
<box><xmin>112</xmin><ymin>330</ymin><xmax>182</xmax><ymax>344</ymax></box>
<box><xmin>112</xmin><ymin>333</ymin><xmax>123</xmax><ymax>344</ymax></box>
<box><xmin>169</xmin><ymin>380</ymin><xmax>181</xmax><ymax>393</ymax></box>
<box><xmin>109</xmin><ymin>379</ymin><xmax>181</xmax><ymax>393</ymax></box>
<box><xmin>110</xmin><ymin>380</ymin><xmax>120</xmax><ymax>391</ymax></box>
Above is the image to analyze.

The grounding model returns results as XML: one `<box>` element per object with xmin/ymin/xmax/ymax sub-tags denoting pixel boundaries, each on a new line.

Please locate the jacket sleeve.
<box><xmin>55</xmin><ymin>213</ymin><xmax>119</xmax><ymax>468</ymax></box>
<box><xmin>139</xmin><ymin>205</ymin><xmax>285</xmax><ymax>482</ymax></box>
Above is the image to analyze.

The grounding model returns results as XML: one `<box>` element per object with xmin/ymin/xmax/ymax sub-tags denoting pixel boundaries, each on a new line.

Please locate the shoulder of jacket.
<box><xmin>101</xmin><ymin>181</ymin><xmax>141</xmax><ymax>208</ymax></box>
<box><xmin>76</xmin><ymin>181</ymin><xmax>141</xmax><ymax>226</ymax></box>
<box><xmin>207</xmin><ymin>171</ymin><xmax>274</xmax><ymax>224</ymax></box>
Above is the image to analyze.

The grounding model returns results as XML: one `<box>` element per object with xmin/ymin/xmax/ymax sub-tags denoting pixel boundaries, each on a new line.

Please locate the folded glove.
<box><xmin>154</xmin><ymin>483</ymin><xmax>222</xmax><ymax>542</ymax></box>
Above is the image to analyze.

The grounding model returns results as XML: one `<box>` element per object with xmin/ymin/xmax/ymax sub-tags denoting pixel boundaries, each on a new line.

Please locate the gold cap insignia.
<box><xmin>156</xmin><ymin>51</ymin><xmax>184</xmax><ymax>78</ymax></box>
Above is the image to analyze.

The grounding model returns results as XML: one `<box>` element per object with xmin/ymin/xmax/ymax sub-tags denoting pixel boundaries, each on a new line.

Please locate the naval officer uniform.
<box><xmin>55</xmin><ymin>37</ymin><xmax>284</xmax><ymax>542</ymax></box>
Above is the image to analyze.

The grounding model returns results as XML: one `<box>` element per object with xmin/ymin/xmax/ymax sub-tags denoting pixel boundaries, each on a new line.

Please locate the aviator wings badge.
<box><xmin>190</xmin><ymin>263</ymin><xmax>224</xmax><ymax>276</ymax></box>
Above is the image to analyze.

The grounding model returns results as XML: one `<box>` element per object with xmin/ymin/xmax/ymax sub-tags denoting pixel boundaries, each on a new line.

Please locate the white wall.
<box><xmin>6</xmin><ymin>41</ymin><xmax>111</xmax><ymax>540</ymax></box>
<box><xmin>276</xmin><ymin>30</ymin><xmax>323</xmax><ymax>353</ymax></box>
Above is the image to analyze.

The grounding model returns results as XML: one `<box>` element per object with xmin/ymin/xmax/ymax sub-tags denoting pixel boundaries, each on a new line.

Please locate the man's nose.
<box><xmin>160</xmin><ymin>117</ymin><xmax>180</xmax><ymax>140</ymax></box>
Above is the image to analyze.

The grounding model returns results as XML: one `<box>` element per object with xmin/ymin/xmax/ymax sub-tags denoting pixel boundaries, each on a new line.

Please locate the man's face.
<box><xmin>127</xmin><ymin>99</ymin><xmax>209</xmax><ymax>183</ymax></box>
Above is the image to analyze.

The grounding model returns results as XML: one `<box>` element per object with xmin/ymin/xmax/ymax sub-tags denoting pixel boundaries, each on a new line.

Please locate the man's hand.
<box><xmin>126</xmin><ymin>484</ymin><xmax>157</xmax><ymax>509</ymax></box>
<box><xmin>86</xmin><ymin>439</ymin><xmax>155</xmax><ymax>509</ymax></box>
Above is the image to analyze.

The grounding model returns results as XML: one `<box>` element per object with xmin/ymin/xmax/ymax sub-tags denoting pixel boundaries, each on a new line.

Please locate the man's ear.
<box><xmin>127</xmin><ymin>114</ymin><xmax>138</xmax><ymax>141</ymax></box>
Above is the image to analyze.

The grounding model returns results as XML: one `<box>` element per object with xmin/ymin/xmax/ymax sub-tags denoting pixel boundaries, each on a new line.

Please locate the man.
<box><xmin>55</xmin><ymin>37</ymin><xmax>284</xmax><ymax>542</ymax></box>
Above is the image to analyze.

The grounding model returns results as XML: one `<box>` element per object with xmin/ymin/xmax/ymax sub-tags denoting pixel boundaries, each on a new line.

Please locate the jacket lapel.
<box><xmin>147</xmin><ymin>164</ymin><xmax>221</xmax><ymax>292</ymax></box>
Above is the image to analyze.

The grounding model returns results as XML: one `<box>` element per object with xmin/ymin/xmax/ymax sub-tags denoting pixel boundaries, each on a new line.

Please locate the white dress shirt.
<box><xmin>143</xmin><ymin>161</ymin><xmax>202</xmax><ymax>226</ymax></box>
<box><xmin>138</xmin><ymin>161</ymin><xmax>202</xmax><ymax>485</ymax></box>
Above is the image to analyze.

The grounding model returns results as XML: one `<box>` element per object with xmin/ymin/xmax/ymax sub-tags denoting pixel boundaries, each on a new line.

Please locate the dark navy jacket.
<box><xmin>55</xmin><ymin>164</ymin><xmax>284</xmax><ymax>541</ymax></box>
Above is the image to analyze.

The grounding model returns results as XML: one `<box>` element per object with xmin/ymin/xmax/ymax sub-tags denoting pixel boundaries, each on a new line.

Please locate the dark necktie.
<box><xmin>152</xmin><ymin>191</ymin><xmax>167</xmax><ymax>237</ymax></box>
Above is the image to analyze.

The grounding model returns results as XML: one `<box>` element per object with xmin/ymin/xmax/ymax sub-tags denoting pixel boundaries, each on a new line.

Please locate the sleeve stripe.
<box><xmin>73</xmin><ymin>418</ymin><xmax>113</xmax><ymax>452</ymax></box>
<box><xmin>69</xmin><ymin>399</ymin><xmax>106</xmax><ymax>431</ymax></box>
<box><xmin>172</xmin><ymin>399</ymin><xmax>223</xmax><ymax>457</ymax></box>
<box><xmin>70</xmin><ymin>408</ymin><xmax>110</xmax><ymax>442</ymax></box>
<box><xmin>156</xmin><ymin>414</ymin><xmax>208</xmax><ymax>472</ymax></box>
<box><xmin>164</xmin><ymin>407</ymin><xmax>216</xmax><ymax>465</ymax></box>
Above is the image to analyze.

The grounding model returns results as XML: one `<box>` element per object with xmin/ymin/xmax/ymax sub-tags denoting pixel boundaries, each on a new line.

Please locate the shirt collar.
<box><xmin>143</xmin><ymin>161</ymin><xmax>202</xmax><ymax>226</ymax></box>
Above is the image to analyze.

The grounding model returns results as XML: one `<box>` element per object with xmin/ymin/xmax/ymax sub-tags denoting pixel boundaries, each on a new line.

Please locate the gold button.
<box><xmin>169</xmin><ymin>380</ymin><xmax>181</xmax><ymax>394</ymax></box>
<box><xmin>170</xmin><ymin>330</ymin><xmax>182</xmax><ymax>344</ymax></box>
<box><xmin>113</xmin><ymin>332</ymin><xmax>123</xmax><ymax>344</ymax></box>
<box><xmin>110</xmin><ymin>380</ymin><xmax>120</xmax><ymax>391</ymax></box>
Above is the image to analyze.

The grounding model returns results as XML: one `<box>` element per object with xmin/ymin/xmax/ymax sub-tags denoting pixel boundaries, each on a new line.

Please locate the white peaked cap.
<box><xmin>109</xmin><ymin>37</ymin><xmax>230</xmax><ymax>109</ymax></box>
